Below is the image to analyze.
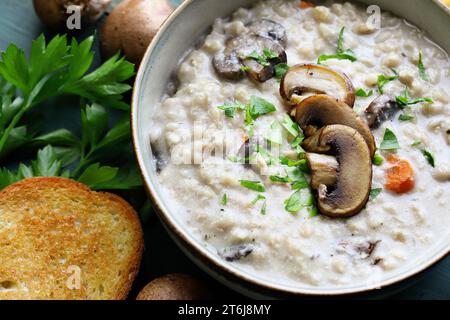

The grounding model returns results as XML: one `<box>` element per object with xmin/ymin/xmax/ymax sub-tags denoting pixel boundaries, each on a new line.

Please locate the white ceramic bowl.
<box><xmin>132</xmin><ymin>0</ymin><xmax>450</xmax><ymax>298</ymax></box>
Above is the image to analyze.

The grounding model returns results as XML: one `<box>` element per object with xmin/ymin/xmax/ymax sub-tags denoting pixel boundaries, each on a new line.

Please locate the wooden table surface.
<box><xmin>0</xmin><ymin>0</ymin><xmax>448</xmax><ymax>300</ymax></box>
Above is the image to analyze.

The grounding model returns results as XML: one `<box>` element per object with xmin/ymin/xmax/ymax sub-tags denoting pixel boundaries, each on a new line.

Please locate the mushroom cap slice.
<box><xmin>213</xmin><ymin>35</ymin><xmax>287</xmax><ymax>82</ymax></box>
<box><xmin>280</xmin><ymin>64</ymin><xmax>355</xmax><ymax>107</ymax></box>
<box><xmin>295</xmin><ymin>95</ymin><xmax>376</xmax><ymax>157</ymax></box>
<box><xmin>305</xmin><ymin>125</ymin><xmax>372</xmax><ymax>218</ymax></box>
<box><xmin>246</xmin><ymin>19</ymin><xmax>287</xmax><ymax>47</ymax></box>
<box><xmin>365</xmin><ymin>94</ymin><xmax>401</xmax><ymax>129</ymax></box>
<box><xmin>306</xmin><ymin>153</ymin><xmax>338</xmax><ymax>189</ymax></box>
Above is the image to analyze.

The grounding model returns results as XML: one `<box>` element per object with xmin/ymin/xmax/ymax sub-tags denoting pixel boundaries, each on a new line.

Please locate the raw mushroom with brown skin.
<box><xmin>280</xmin><ymin>64</ymin><xmax>355</xmax><ymax>107</ymax></box>
<box><xmin>101</xmin><ymin>0</ymin><xmax>174</xmax><ymax>65</ymax></box>
<box><xmin>295</xmin><ymin>94</ymin><xmax>376</xmax><ymax>157</ymax></box>
<box><xmin>302</xmin><ymin>125</ymin><xmax>373</xmax><ymax>218</ymax></box>
<box><xmin>213</xmin><ymin>34</ymin><xmax>287</xmax><ymax>82</ymax></box>
<box><xmin>33</xmin><ymin>0</ymin><xmax>111</xmax><ymax>30</ymax></box>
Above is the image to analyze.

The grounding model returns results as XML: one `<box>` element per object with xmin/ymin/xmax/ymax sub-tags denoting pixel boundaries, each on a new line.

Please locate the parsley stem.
<box><xmin>0</xmin><ymin>102</ymin><xmax>30</xmax><ymax>158</ymax></box>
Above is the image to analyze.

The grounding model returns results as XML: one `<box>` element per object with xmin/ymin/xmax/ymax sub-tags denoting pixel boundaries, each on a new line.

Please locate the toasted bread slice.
<box><xmin>0</xmin><ymin>177</ymin><xmax>143</xmax><ymax>300</ymax></box>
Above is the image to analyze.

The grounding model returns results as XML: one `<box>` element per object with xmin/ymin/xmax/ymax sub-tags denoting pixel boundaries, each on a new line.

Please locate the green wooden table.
<box><xmin>0</xmin><ymin>0</ymin><xmax>448</xmax><ymax>300</ymax></box>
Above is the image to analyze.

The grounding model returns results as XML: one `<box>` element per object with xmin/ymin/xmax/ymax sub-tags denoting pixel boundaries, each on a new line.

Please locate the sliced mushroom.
<box><xmin>295</xmin><ymin>95</ymin><xmax>376</xmax><ymax>156</ymax></box>
<box><xmin>303</xmin><ymin>125</ymin><xmax>372</xmax><ymax>218</ymax></box>
<box><xmin>246</xmin><ymin>19</ymin><xmax>287</xmax><ymax>47</ymax></box>
<box><xmin>218</xmin><ymin>243</ymin><xmax>254</xmax><ymax>262</ymax></box>
<box><xmin>306</xmin><ymin>153</ymin><xmax>338</xmax><ymax>189</ymax></box>
<box><xmin>280</xmin><ymin>64</ymin><xmax>355</xmax><ymax>107</ymax></box>
<box><xmin>337</xmin><ymin>239</ymin><xmax>380</xmax><ymax>259</ymax></box>
<box><xmin>364</xmin><ymin>95</ymin><xmax>401</xmax><ymax>129</ymax></box>
<box><xmin>213</xmin><ymin>35</ymin><xmax>286</xmax><ymax>82</ymax></box>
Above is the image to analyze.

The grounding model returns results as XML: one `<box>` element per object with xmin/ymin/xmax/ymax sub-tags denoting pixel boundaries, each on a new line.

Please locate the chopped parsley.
<box><xmin>221</xmin><ymin>193</ymin><xmax>228</xmax><ymax>205</ymax></box>
<box><xmin>284</xmin><ymin>189</ymin><xmax>314</xmax><ymax>213</ymax></box>
<box><xmin>289</xmin><ymin>168</ymin><xmax>309</xmax><ymax>190</ymax></box>
<box><xmin>369</xmin><ymin>188</ymin><xmax>382</xmax><ymax>200</ymax></box>
<box><xmin>395</xmin><ymin>87</ymin><xmax>433</xmax><ymax>107</ymax></box>
<box><xmin>421</xmin><ymin>149</ymin><xmax>435</xmax><ymax>167</ymax></box>
<box><xmin>245</xmin><ymin>95</ymin><xmax>277</xmax><ymax>124</ymax></box>
<box><xmin>269</xmin><ymin>175</ymin><xmax>292</xmax><ymax>183</ymax></box>
<box><xmin>217</xmin><ymin>101</ymin><xmax>246</xmax><ymax>118</ymax></box>
<box><xmin>281</xmin><ymin>114</ymin><xmax>301</xmax><ymax>137</ymax></box>
<box><xmin>418</xmin><ymin>51</ymin><xmax>429</xmax><ymax>81</ymax></box>
<box><xmin>317</xmin><ymin>27</ymin><xmax>357</xmax><ymax>64</ymax></box>
<box><xmin>355</xmin><ymin>88</ymin><xmax>373</xmax><ymax>97</ymax></box>
<box><xmin>251</xmin><ymin>194</ymin><xmax>266</xmax><ymax>205</ymax></box>
<box><xmin>279</xmin><ymin>156</ymin><xmax>309</xmax><ymax>171</ymax></box>
<box><xmin>274</xmin><ymin>63</ymin><xmax>289</xmax><ymax>80</ymax></box>
<box><xmin>377</xmin><ymin>69</ymin><xmax>398</xmax><ymax>94</ymax></box>
<box><xmin>398</xmin><ymin>114</ymin><xmax>415</xmax><ymax>121</ymax></box>
<box><xmin>239</xmin><ymin>180</ymin><xmax>265</xmax><ymax>192</ymax></box>
<box><xmin>264</xmin><ymin>121</ymin><xmax>283</xmax><ymax>145</ymax></box>
<box><xmin>411</xmin><ymin>140</ymin><xmax>422</xmax><ymax>147</ymax></box>
<box><xmin>246</xmin><ymin>48</ymin><xmax>279</xmax><ymax>67</ymax></box>
<box><xmin>260</xmin><ymin>200</ymin><xmax>267</xmax><ymax>215</ymax></box>
<box><xmin>256</xmin><ymin>144</ymin><xmax>277</xmax><ymax>165</ymax></box>
<box><xmin>379</xmin><ymin>128</ymin><xmax>400</xmax><ymax>150</ymax></box>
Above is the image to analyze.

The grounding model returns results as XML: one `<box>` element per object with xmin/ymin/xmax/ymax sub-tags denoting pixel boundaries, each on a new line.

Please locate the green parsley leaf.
<box><xmin>256</xmin><ymin>144</ymin><xmax>277</xmax><ymax>166</ymax></box>
<box><xmin>317</xmin><ymin>27</ymin><xmax>357</xmax><ymax>64</ymax></box>
<box><xmin>279</xmin><ymin>156</ymin><xmax>309</xmax><ymax>172</ymax></box>
<box><xmin>274</xmin><ymin>63</ymin><xmax>289</xmax><ymax>80</ymax></box>
<box><xmin>290</xmin><ymin>171</ymin><xmax>309</xmax><ymax>190</ymax></box>
<box><xmin>239</xmin><ymin>180</ymin><xmax>265</xmax><ymax>192</ymax></box>
<box><xmin>369</xmin><ymin>188</ymin><xmax>382</xmax><ymax>200</ymax></box>
<box><xmin>78</xmin><ymin>163</ymin><xmax>119</xmax><ymax>187</ymax></box>
<box><xmin>411</xmin><ymin>140</ymin><xmax>422</xmax><ymax>147</ymax></box>
<box><xmin>269</xmin><ymin>175</ymin><xmax>291</xmax><ymax>183</ymax></box>
<box><xmin>251</xmin><ymin>194</ymin><xmax>266</xmax><ymax>205</ymax></box>
<box><xmin>246</xmin><ymin>51</ymin><xmax>270</xmax><ymax>67</ymax></box>
<box><xmin>281</xmin><ymin>114</ymin><xmax>301</xmax><ymax>137</ymax></box>
<box><xmin>379</xmin><ymin>128</ymin><xmax>400</xmax><ymax>150</ymax></box>
<box><xmin>263</xmin><ymin>48</ymin><xmax>278</xmax><ymax>59</ymax></box>
<box><xmin>418</xmin><ymin>51</ymin><xmax>429</xmax><ymax>81</ymax></box>
<box><xmin>284</xmin><ymin>189</ymin><xmax>314</xmax><ymax>213</ymax></box>
<box><xmin>317</xmin><ymin>52</ymin><xmax>357</xmax><ymax>64</ymax></box>
<box><xmin>395</xmin><ymin>87</ymin><xmax>433</xmax><ymax>106</ymax></box>
<box><xmin>248</xmin><ymin>95</ymin><xmax>277</xmax><ymax>121</ymax></box>
<box><xmin>398</xmin><ymin>114</ymin><xmax>415</xmax><ymax>121</ymax></box>
<box><xmin>221</xmin><ymin>193</ymin><xmax>228</xmax><ymax>205</ymax></box>
<box><xmin>264</xmin><ymin>121</ymin><xmax>283</xmax><ymax>145</ymax></box>
<box><xmin>355</xmin><ymin>88</ymin><xmax>373</xmax><ymax>97</ymax></box>
<box><xmin>377</xmin><ymin>70</ymin><xmax>398</xmax><ymax>94</ymax></box>
<box><xmin>260</xmin><ymin>200</ymin><xmax>267</xmax><ymax>215</ymax></box>
<box><xmin>217</xmin><ymin>101</ymin><xmax>246</xmax><ymax>118</ymax></box>
<box><xmin>421</xmin><ymin>149</ymin><xmax>435</xmax><ymax>167</ymax></box>
<box><xmin>373</xmin><ymin>153</ymin><xmax>384</xmax><ymax>166</ymax></box>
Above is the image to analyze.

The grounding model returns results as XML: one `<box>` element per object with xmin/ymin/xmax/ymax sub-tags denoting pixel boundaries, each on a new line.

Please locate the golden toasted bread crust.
<box><xmin>0</xmin><ymin>177</ymin><xmax>144</xmax><ymax>300</ymax></box>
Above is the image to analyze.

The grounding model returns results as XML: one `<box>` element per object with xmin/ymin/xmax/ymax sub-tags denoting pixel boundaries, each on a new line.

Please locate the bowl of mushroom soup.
<box><xmin>132</xmin><ymin>0</ymin><xmax>450</xmax><ymax>297</ymax></box>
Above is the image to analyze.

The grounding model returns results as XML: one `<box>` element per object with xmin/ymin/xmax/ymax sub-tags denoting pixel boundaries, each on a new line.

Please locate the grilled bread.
<box><xmin>0</xmin><ymin>177</ymin><xmax>143</xmax><ymax>300</ymax></box>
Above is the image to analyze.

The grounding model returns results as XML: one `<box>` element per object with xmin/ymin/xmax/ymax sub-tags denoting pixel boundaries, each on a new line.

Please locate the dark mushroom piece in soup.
<box><xmin>365</xmin><ymin>95</ymin><xmax>401</xmax><ymax>129</ymax></box>
<box><xmin>246</xmin><ymin>19</ymin><xmax>287</xmax><ymax>47</ymax></box>
<box><xmin>213</xmin><ymin>35</ymin><xmax>287</xmax><ymax>82</ymax></box>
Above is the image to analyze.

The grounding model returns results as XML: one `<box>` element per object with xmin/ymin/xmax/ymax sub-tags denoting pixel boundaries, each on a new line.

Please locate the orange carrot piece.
<box><xmin>299</xmin><ymin>1</ymin><xmax>315</xmax><ymax>9</ymax></box>
<box><xmin>384</xmin><ymin>155</ymin><xmax>415</xmax><ymax>194</ymax></box>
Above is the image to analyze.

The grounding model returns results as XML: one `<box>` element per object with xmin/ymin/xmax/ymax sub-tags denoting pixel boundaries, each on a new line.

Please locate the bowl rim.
<box><xmin>132</xmin><ymin>0</ymin><xmax>450</xmax><ymax>297</ymax></box>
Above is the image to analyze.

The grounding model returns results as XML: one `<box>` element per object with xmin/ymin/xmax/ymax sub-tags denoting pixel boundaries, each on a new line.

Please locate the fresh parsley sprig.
<box><xmin>0</xmin><ymin>34</ymin><xmax>134</xmax><ymax>157</ymax></box>
<box><xmin>317</xmin><ymin>27</ymin><xmax>357</xmax><ymax>64</ymax></box>
<box><xmin>395</xmin><ymin>87</ymin><xmax>433</xmax><ymax>107</ymax></box>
